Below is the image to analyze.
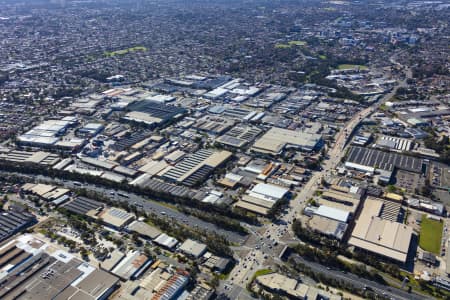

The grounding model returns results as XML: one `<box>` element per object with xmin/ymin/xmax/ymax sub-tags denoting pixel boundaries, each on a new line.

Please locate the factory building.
<box><xmin>251</xmin><ymin>127</ymin><xmax>323</xmax><ymax>155</ymax></box>
<box><xmin>348</xmin><ymin>197</ymin><xmax>414</xmax><ymax>264</ymax></box>
<box><xmin>161</xmin><ymin>149</ymin><xmax>232</xmax><ymax>187</ymax></box>
<box><xmin>0</xmin><ymin>235</ymin><xmax>119</xmax><ymax>300</ymax></box>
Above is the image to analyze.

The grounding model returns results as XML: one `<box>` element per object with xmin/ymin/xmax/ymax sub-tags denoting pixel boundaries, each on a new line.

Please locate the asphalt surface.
<box><xmin>0</xmin><ymin>171</ymin><xmax>247</xmax><ymax>244</ymax></box>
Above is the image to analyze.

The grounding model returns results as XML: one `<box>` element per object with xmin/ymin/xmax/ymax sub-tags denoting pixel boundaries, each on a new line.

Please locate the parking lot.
<box><xmin>395</xmin><ymin>169</ymin><xmax>422</xmax><ymax>193</ymax></box>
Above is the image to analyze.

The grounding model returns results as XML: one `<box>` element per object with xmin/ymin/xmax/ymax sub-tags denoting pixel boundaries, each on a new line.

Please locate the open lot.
<box><xmin>275</xmin><ymin>40</ymin><xmax>307</xmax><ymax>48</ymax></box>
<box><xmin>338</xmin><ymin>64</ymin><xmax>368</xmax><ymax>70</ymax></box>
<box><xmin>419</xmin><ymin>215</ymin><xmax>443</xmax><ymax>254</ymax></box>
<box><xmin>104</xmin><ymin>46</ymin><xmax>147</xmax><ymax>57</ymax></box>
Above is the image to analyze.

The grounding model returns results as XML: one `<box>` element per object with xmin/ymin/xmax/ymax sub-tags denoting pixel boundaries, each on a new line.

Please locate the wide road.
<box><xmin>0</xmin><ymin>171</ymin><xmax>247</xmax><ymax>244</ymax></box>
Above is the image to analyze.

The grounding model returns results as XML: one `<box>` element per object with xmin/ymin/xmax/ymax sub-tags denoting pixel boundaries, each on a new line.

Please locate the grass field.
<box><xmin>337</xmin><ymin>64</ymin><xmax>368</xmax><ymax>70</ymax></box>
<box><xmin>419</xmin><ymin>215</ymin><xmax>443</xmax><ymax>254</ymax></box>
<box><xmin>275</xmin><ymin>40</ymin><xmax>307</xmax><ymax>49</ymax></box>
<box><xmin>105</xmin><ymin>46</ymin><xmax>147</xmax><ymax>57</ymax></box>
<box><xmin>275</xmin><ymin>43</ymin><xmax>291</xmax><ymax>49</ymax></box>
<box><xmin>288</xmin><ymin>40</ymin><xmax>307</xmax><ymax>46</ymax></box>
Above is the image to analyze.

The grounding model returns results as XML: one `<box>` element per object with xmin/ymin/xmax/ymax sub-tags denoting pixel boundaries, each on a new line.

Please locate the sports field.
<box><xmin>337</xmin><ymin>64</ymin><xmax>368</xmax><ymax>70</ymax></box>
<box><xmin>104</xmin><ymin>46</ymin><xmax>147</xmax><ymax>57</ymax></box>
<box><xmin>419</xmin><ymin>215</ymin><xmax>443</xmax><ymax>254</ymax></box>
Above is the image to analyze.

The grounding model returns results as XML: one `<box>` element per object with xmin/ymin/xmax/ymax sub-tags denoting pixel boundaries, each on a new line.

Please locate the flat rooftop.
<box><xmin>252</xmin><ymin>127</ymin><xmax>321</xmax><ymax>154</ymax></box>
<box><xmin>346</xmin><ymin>146</ymin><xmax>423</xmax><ymax>173</ymax></box>
<box><xmin>349</xmin><ymin>197</ymin><xmax>414</xmax><ymax>263</ymax></box>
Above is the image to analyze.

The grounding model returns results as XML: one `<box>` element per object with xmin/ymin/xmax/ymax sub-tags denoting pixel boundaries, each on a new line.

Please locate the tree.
<box><xmin>386</xmin><ymin>185</ymin><xmax>397</xmax><ymax>193</ymax></box>
<box><xmin>79</xmin><ymin>247</ymin><xmax>89</xmax><ymax>259</ymax></box>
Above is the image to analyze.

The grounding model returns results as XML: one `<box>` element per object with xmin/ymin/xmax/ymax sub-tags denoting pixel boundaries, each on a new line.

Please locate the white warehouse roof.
<box><xmin>315</xmin><ymin>205</ymin><xmax>350</xmax><ymax>223</ymax></box>
<box><xmin>153</xmin><ymin>233</ymin><xmax>179</xmax><ymax>249</ymax></box>
<box><xmin>251</xmin><ymin>183</ymin><xmax>288</xmax><ymax>200</ymax></box>
<box><xmin>179</xmin><ymin>239</ymin><xmax>207</xmax><ymax>258</ymax></box>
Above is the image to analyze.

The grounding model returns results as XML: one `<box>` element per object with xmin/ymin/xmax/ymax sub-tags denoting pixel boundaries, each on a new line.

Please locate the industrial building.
<box><xmin>164</xmin><ymin>150</ymin><xmax>186</xmax><ymax>164</ymax></box>
<box><xmin>0</xmin><ymin>235</ymin><xmax>119</xmax><ymax>300</ymax></box>
<box><xmin>138</xmin><ymin>160</ymin><xmax>169</xmax><ymax>177</ymax></box>
<box><xmin>110</xmin><ymin>130</ymin><xmax>154</xmax><ymax>151</ymax></box>
<box><xmin>345</xmin><ymin>146</ymin><xmax>425</xmax><ymax>176</ymax></box>
<box><xmin>178</xmin><ymin>239</ymin><xmax>207</xmax><ymax>259</ymax></box>
<box><xmin>69</xmin><ymin>96</ymin><xmax>105</xmax><ymax>114</ymax></box>
<box><xmin>311</xmin><ymin>205</ymin><xmax>350</xmax><ymax>223</ymax></box>
<box><xmin>21</xmin><ymin>183</ymin><xmax>70</xmax><ymax>203</ymax></box>
<box><xmin>131</xmin><ymin>177</ymin><xmax>196</xmax><ymax>199</ymax></box>
<box><xmin>0</xmin><ymin>149</ymin><xmax>60</xmax><ymax>165</ymax></box>
<box><xmin>0</xmin><ymin>208</ymin><xmax>37</xmax><ymax>242</ymax></box>
<box><xmin>60</xmin><ymin>197</ymin><xmax>104</xmax><ymax>217</ymax></box>
<box><xmin>345</xmin><ymin>146</ymin><xmax>427</xmax><ymax>185</ymax></box>
<box><xmin>251</xmin><ymin>127</ymin><xmax>322</xmax><ymax>155</ymax></box>
<box><xmin>216</xmin><ymin>125</ymin><xmax>262</xmax><ymax>148</ymax></box>
<box><xmin>153</xmin><ymin>233</ymin><xmax>179</xmax><ymax>250</ymax></box>
<box><xmin>16</xmin><ymin>119</ymin><xmax>86</xmax><ymax>152</ymax></box>
<box><xmin>221</xmin><ymin>107</ymin><xmax>258</xmax><ymax>120</ymax></box>
<box><xmin>100</xmin><ymin>250</ymin><xmax>126</xmax><ymax>272</ymax></box>
<box><xmin>122</xmin><ymin>100</ymin><xmax>186</xmax><ymax>127</ymax></box>
<box><xmin>348</xmin><ymin>197</ymin><xmax>414</xmax><ymax>264</ymax></box>
<box><xmin>77</xmin><ymin>123</ymin><xmax>104</xmax><ymax>137</ymax></box>
<box><xmin>17</xmin><ymin>119</ymin><xmax>70</xmax><ymax>147</ymax></box>
<box><xmin>217</xmin><ymin>173</ymin><xmax>244</xmax><ymax>189</ymax></box>
<box><xmin>127</xmin><ymin>221</ymin><xmax>162</xmax><ymax>240</ymax></box>
<box><xmin>99</xmin><ymin>207</ymin><xmax>135</xmax><ymax>230</ymax></box>
<box><xmin>250</xmin><ymin>183</ymin><xmax>288</xmax><ymax>199</ymax></box>
<box><xmin>192</xmin><ymin>115</ymin><xmax>236</xmax><ymax>135</ymax></box>
<box><xmin>234</xmin><ymin>183</ymin><xmax>289</xmax><ymax>216</ymax></box>
<box><xmin>256</xmin><ymin>273</ymin><xmax>341</xmax><ymax>300</ymax></box>
<box><xmin>111</xmin><ymin>250</ymin><xmax>152</xmax><ymax>280</ymax></box>
<box><xmin>318</xmin><ymin>190</ymin><xmax>361</xmax><ymax>215</ymax></box>
<box><xmin>147</xmin><ymin>94</ymin><xmax>176</xmax><ymax>103</ymax></box>
<box><xmin>374</xmin><ymin>135</ymin><xmax>413</xmax><ymax>152</ymax></box>
<box><xmin>161</xmin><ymin>149</ymin><xmax>232</xmax><ymax>186</ymax></box>
<box><xmin>203</xmin><ymin>255</ymin><xmax>231</xmax><ymax>273</ymax></box>
<box><xmin>185</xmin><ymin>284</ymin><xmax>214</xmax><ymax>300</ymax></box>
<box><xmin>60</xmin><ymin>198</ymin><xmax>136</xmax><ymax>228</ymax></box>
<box><xmin>138</xmin><ymin>267</ymin><xmax>189</xmax><ymax>300</ymax></box>
<box><xmin>307</xmin><ymin>215</ymin><xmax>348</xmax><ymax>240</ymax></box>
<box><xmin>406</xmin><ymin>198</ymin><xmax>445</xmax><ymax>216</ymax></box>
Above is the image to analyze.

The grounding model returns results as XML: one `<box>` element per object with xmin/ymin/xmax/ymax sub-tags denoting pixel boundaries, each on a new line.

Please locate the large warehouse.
<box><xmin>216</xmin><ymin>125</ymin><xmax>263</xmax><ymax>148</ymax></box>
<box><xmin>122</xmin><ymin>100</ymin><xmax>186</xmax><ymax>127</ymax></box>
<box><xmin>348</xmin><ymin>197</ymin><xmax>414</xmax><ymax>264</ymax></box>
<box><xmin>16</xmin><ymin>119</ymin><xmax>85</xmax><ymax>151</ymax></box>
<box><xmin>345</xmin><ymin>146</ymin><xmax>425</xmax><ymax>183</ymax></box>
<box><xmin>0</xmin><ymin>235</ymin><xmax>119</xmax><ymax>300</ymax></box>
<box><xmin>234</xmin><ymin>183</ymin><xmax>289</xmax><ymax>216</ymax></box>
<box><xmin>161</xmin><ymin>149</ymin><xmax>232</xmax><ymax>186</ymax></box>
<box><xmin>251</xmin><ymin>127</ymin><xmax>322</xmax><ymax>155</ymax></box>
